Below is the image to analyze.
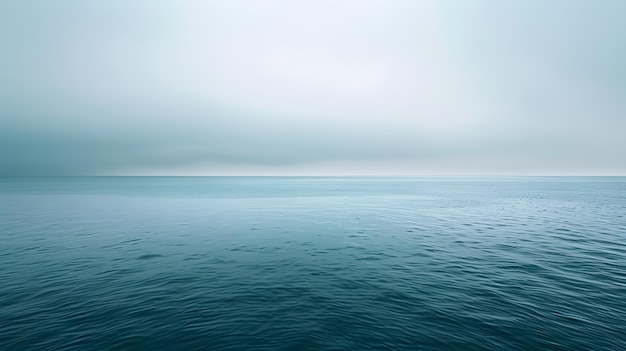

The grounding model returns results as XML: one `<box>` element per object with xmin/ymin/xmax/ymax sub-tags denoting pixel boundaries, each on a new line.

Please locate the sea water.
<box><xmin>1</xmin><ymin>177</ymin><xmax>625</xmax><ymax>350</ymax></box>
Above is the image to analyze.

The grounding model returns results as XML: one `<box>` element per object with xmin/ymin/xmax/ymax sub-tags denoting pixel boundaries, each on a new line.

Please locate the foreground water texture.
<box><xmin>1</xmin><ymin>177</ymin><xmax>625</xmax><ymax>350</ymax></box>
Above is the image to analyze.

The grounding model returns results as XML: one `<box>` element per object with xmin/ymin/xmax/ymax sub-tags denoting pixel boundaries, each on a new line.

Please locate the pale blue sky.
<box><xmin>1</xmin><ymin>0</ymin><xmax>625</xmax><ymax>175</ymax></box>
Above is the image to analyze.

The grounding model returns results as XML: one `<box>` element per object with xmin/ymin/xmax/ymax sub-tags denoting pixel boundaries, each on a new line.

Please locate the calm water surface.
<box><xmin>1</xmin><ymin>177</ymin><xmax>625</xmax><ymax>350</ymax></box>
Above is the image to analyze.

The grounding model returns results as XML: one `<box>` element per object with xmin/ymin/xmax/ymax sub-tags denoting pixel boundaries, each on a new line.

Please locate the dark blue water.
<box><xmin>1</xmin><ymin>177</ymin><xmax>625</xmax><ymax>350</ymax></box>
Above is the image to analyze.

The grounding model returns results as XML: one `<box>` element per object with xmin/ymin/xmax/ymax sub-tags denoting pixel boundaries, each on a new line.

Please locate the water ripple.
<box><xmin>1</xmin><ymin>177</ymin><xmax>625</xmax><ymax>350</ymax></box>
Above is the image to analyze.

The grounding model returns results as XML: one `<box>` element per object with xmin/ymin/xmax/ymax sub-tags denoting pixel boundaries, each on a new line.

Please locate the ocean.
<box><xmin>1</xmin><ymin>176</ymin><xmax>625</xmax><ymax>350</ymax></box>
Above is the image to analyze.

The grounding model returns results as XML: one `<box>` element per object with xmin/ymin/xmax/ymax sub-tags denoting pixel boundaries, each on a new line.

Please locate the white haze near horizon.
<box><xmin>1</xmin><ymin>0</ymin><xmax>625</xmax><ymax>176</ymax></box>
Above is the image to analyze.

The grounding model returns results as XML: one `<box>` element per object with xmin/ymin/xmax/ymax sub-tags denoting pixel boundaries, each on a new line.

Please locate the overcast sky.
<box><xmin>1</xmin><ymin>0</ymin><xmax>625</xmax><ymax>175</ymax></box>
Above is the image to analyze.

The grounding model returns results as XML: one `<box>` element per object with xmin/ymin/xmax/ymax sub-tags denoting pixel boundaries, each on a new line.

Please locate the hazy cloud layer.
<box><xmin>2</xmin><ymin>0</ymin><xmax>625</xmax><ymax>175</ymax></box>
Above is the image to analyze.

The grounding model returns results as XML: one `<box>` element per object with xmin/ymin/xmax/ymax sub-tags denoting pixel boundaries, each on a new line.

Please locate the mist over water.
<box><xmin>1</xmin><ymin>177</ymin><xmax>625</xmax><ymax>350</ymax></box>
<box><xmin>3</xmin><ymin>1</ymin><xmax>625</xmax><ymax>349</ymax></box>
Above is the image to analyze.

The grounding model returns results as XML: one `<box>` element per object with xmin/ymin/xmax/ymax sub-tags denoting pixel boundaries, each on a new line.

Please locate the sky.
<box><xmin>1</xmin><ymin>0</ymin><xmax>625</xmax><ymax>176</ymax></box>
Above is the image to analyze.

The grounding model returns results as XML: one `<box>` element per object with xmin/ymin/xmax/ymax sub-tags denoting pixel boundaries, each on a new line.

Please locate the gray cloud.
<box><xmin>1</xmin><ymin>0</ymin><xmax>625</xmax><ymax>175</ymax></box>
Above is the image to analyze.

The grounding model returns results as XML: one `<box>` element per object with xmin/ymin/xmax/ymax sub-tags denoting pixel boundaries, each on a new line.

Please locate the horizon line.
<box><xmin>2</xmin><ymin>174</ymin><xmax>626</xmax><ymax>178</ymax></box>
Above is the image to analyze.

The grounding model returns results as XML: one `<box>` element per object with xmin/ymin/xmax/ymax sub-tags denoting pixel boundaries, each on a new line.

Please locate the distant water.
<box><xmin>1</xmin><ymin>177</ymin><xmax>625</xmax><ymax>350</ymax></box>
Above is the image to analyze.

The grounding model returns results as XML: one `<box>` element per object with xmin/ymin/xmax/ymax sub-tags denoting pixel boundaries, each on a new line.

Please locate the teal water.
<box><xmin>1</xmin><ymin>177</ymin><xmax>625</xmax><ymax>350</ymax></box>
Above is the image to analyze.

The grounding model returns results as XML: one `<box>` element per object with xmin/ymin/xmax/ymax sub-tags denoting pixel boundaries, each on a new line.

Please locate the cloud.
<box><xmin>1</xmin><ymin>0</ymin><xmax>625</xmax><ymax>175</ymax></box>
